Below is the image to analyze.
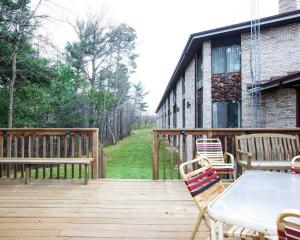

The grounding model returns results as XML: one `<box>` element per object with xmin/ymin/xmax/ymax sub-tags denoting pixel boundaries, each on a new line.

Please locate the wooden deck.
<box><xmin>0</xmin><ymin>179</ymin><xmax>211</xmax><ymax>240</ymax></box>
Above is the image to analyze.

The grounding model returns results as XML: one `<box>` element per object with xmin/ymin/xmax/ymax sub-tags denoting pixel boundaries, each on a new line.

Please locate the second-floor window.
<box><xmin>182</xmin><ymin>99</ymin><xmax>186</xmax><ymax>128</ymax></box>
<box><xmin>182</xmin><ymin>72</ymin><xmax>185</xmax><ymax>95</ymax></box>
<box><xmin>173</xmin><ymin>88</ymin><xmax>176</xmax><ymax>103</ymax></box>
<box><xmin>212</xmin><ymin>44</ymin><xmax>240</xmax><ymax>74</ymax></box>
<box><xmin>196</xmin><ymin>50</ymin><xmax>203</xmax><ymax>89</ymax></box>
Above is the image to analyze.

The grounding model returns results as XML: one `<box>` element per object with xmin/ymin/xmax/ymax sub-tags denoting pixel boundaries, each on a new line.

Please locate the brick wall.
<box><xmin>261</xmin><ymin>88</ymin><xmax>296</xmax><ymax>128</ymax></box>
<box><xmin>241</xmin><ymin>22</ymin><xmax>300</xmax><ymax>127</ymax></box>
<box><xmin>185</xmin><ymin>59</ymin><xmax>196</xmax><ymax>129</ymax></box>
<box><xmin>279</xmin><ymin>0</ymin><xmax>300</xmax><ymax>13</ymax></box>
<box><xmin>176</xmin><ymin>77</ymin><xmax>183</xmax><ymax>128</ymax></box>
<box><xmin>202</xmin><ymin>40</ymin><xmax>212</xmax><ymax>128</ymax></box>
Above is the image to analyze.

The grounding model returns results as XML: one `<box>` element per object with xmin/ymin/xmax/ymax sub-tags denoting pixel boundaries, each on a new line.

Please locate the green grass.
<box><xmin>104</xmin><ymin>128</ymin><xmax>179</xmax><ymax>179</ymax></box>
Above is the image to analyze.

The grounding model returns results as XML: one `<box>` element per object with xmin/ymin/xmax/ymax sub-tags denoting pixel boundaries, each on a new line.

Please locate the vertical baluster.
<box><xmin>50</xmin><ymin>136</ymin><xmax>53</xmax><ymax>179</ymax></box>
<box><xmin>169</xmin><ymin>135</ymin><xmax>173</xmax><ymax>180</ymax></box>
<box><xmin>13</xmin><ymin>135</ymin><xmax>17</xmax><ymax>178</ymax></box>
<box><xmin>71</xmin><ymin>134</ymin><xmax>75</xmax><ymax>179</ymax></box>
<box><xmin>177</xmin><ymin>134</ymin><xmax>181</xmax><ymax>179</ymax></box>
<box><xmin>163</xmin><ymin>136</ymin><xmax>166</xmax><ymax>180</ymax></box>
<box><xmin>64</xmin><ymin>135</ymin><xmax>67</xmax><ymax>179</ymax></box>
<box><xmin>35</xmin><ymin>136</ymin><xmax>39</xmax><ymax>179</ymax></box>
<box><xmin>7</xmin><ymin>133</ymin><xmax>11</xmax><ymax>178</ymax></box>
<box><xmin>85</xmin><ymin>135</ymin><xmax>90</xmax><ymax>178</ymax></box>
<box><xmin>43</xmin><ymin>136</ymin><xmax>46</xmax><ymax>178</ymax></box>
<box><xmin>78</xmin><ymin>135</ymin><xmax>82</xmax><ymax>179</ymax></box>
<box><xmin>152</xmin><ymin>132</ymin><xmax>159</xmax><ymax>180</ymax></box>
<box><xmin>224</xmin><ymin>136</ymin><xmax>228</xmax><ymax>165</ymax></box>
<box><xmin>0</xmin><ymin>133</ymin><xmax>3</xmax><ymax>178</ymax></box>
<box><xmin>57</xmin><ymin>137</ymin><xmax>60</xmax><ymax>179</ymax></box>
<box><xmin>28</xmin><ymin>135</ymin><xmax>32</xmax><ymax>178</ymax></box>
<box><xmin>21</xmin><ymin>135</ymin><xmax>25</xmax><ymax>178</ymax></box>
<box><xmin>192</xmin><ymin>135</ymin><xmax>196</xmax><ymax>170</ymax></box>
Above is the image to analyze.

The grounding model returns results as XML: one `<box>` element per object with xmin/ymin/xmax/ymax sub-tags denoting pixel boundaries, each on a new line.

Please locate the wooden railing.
<box><xmin>152</xmin><ymin>128</ymin><xmax>300</xmax><ymax>180</ymax></box>
<box><xmin>0</xmin><ymin>128</ymin><xmax>106</xmax><ymax>180</ymax></box>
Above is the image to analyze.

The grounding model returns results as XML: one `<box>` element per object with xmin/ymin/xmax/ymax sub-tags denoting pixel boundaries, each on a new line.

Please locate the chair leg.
<box><xmin>189</xmin><ymin>211</ymin><xmax>205</xmax><ymax>240</ymax></box>
<box><xmin>203</xmin><ymin>210</ymin><xmax>211</xmax><ymax>229</ymax></box>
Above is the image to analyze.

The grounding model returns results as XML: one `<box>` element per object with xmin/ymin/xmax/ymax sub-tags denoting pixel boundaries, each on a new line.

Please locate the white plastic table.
<box><xmin>208</xmin><ymin>171</ymin><xmax>300</xmax><ymax>239</ymax></box>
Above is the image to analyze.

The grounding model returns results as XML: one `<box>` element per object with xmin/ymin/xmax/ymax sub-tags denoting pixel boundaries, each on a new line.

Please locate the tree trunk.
<box><xmin>8</xmin><ymin>50</ymin><xmax>17</xmax><ymax>128</ymax></box>
<box><xmin>119</xmin><ymin>108</ymin><xmax>123</xmax><ymax>140</ymax></box>
<box><xmin>113</xmin><ymin>108</ymin><xmax>117</xmax><ymax>142</ymax></box>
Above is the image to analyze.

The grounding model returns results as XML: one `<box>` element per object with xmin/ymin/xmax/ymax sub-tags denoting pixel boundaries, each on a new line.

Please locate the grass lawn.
<box><xmin>104</xmin><ymin>128</ymin><xmax>179</xmax><ymax>179</ymax></box>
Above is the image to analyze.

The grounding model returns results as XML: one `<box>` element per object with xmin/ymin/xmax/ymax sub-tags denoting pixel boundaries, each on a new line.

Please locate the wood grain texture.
<box><xmin>0</xmin><ymin>179</ymin><xmax>212</xmax><ymax>239</ymax></box>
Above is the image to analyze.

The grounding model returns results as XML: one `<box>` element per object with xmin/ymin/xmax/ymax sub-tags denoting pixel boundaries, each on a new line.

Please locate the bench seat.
<box><xmin>0</xmin><ymin>158</ymin><xmax>93</xmax><ymax>184</ymax></box>
<box><xmin>238</xmin><ymin>160</ymin><xmax>291</xmax><ymax>171</ymax></box>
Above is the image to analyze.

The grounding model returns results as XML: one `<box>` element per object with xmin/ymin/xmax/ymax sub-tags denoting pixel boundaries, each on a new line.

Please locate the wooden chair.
<box><xmin>180</xmin><ymin>159</ymin><xmax>259</xmax><ymax>240</ymax></box>
<box><xmin>277</xmin><ymin>210</ymin><xmax>300</xmax><ymax>239</ymax></box>
<box><xmin>291</xmin><ymin>156</ymin><xmax>300</xmax><ymax>174</ymax></box>
<box><xmin>196</xmin><ymin>139</ymin><xmax>236</xmax><ymax>180</ymax></box>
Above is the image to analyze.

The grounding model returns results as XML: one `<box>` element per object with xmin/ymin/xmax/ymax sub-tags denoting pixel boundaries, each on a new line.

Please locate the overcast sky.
<box><xmin>36</xmin><ymin>0</ymin><xmax>278</xmax><ymax>114</ymax></box>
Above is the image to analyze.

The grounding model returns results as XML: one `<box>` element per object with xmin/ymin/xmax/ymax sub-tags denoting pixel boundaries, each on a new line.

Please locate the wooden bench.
<box><xmin>235</xmin><ymin>133</ymin><xmax>300</xmax><ymax>174</ymax></box>
<box><xmin>0</xmin><ymin>128</ymin><xmax>102</xmax><ymax>183</ymax></box>
<box><xmin>0</xmin><ymin>158</ymin><xmax>93</xmax><ymax>184</ymax></box>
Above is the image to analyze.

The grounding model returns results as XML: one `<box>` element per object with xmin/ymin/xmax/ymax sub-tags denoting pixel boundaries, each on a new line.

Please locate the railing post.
<box><xmin>93</xmin><ymin>129</ymin><xmax>99</xmax><ymax>179</ymax></box>
<box><xmin>163</xmin><ymin>136</ymin><xmax>166</xmax><ymax>180</ymax></box>
<box><xmin>99</xmin><ymin>144</ymin><xmax>106</xmax><ymax>178</ymax></box>
<box><xmin>152</xmin><ymin>131</ymin><xmax>159</xmax><ymax>180</ymax></box>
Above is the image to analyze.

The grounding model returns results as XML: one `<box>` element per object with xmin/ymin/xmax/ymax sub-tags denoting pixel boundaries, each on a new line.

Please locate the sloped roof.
<box><xmin>155</xmin><ymin>9</ymin><xmax>300</xmax><ymax>113</ymax></box>
<box><xmin>247</xmin><ymin>71</ymin><xmax>300</xmax><ymax>93</ymax></box>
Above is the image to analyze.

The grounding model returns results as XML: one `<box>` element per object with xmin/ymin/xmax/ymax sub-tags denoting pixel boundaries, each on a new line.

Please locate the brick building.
<box><xmin>155</xmin><ymin>0</ymin><xmax>300</xmax><ymax>160</ymax></box>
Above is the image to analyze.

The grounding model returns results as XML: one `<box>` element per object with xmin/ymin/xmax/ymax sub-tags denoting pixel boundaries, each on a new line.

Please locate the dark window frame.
<box><xmin>198</xmin><ymin>103</ymin><xmax>203</xmax><ymax>128</ymax></box>
<box><xmin>196</xmin><ymin>49</ymin><xmax>203</xmax><ymax>89</ymax></box>
<box><xmin>211</xmin><ymin>44</ymin><xmax>241</xmax><ymax>75</ymax></box>
<box><xmin>212</xmin><ymin>101</ymin><xmax>241</xmax><ymax>128</ymax></box>
<box><xmin>182</xmin><ymin>98</ymin><xmax>186</xmax><ymax>128</ymax></box>
<box><xmin>182</xmin><ymin>72</ymin><xmax>185</xmax><ymax>95</ymax></box>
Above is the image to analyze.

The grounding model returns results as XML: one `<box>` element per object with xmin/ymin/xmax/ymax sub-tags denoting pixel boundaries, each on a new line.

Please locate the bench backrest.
<box><xmin>0</xmin><ymin>128</ymin><xmax>100</xmax><ymax>179</ymax></box>
<box><xmin>196</xmin><ymin>139</ymin><xmax>224</xmax><ymax>165</ymax></box>
<box><xmin>236</xmin><ymin>134</ymin><xmax>299</xmax><ymax>161</ymax></box>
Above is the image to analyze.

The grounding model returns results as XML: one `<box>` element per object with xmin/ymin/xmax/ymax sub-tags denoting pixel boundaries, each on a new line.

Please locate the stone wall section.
<box><xmin>211</xmin><ymin>72</ymin><xmax>241</xmax><ymax>102</ymax></box>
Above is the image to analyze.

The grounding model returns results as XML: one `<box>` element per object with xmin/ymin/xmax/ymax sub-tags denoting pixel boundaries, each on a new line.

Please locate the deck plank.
<box><xmin>0</xmin><ymin>179</ymin><xmax>210</xmax><ymax>239</ymax></box>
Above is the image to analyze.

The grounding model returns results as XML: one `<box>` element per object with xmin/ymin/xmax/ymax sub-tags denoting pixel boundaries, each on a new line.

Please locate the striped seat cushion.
<box><xmin>197</xmin><ymin>143</ymin><xmax>222</xmax><ymax>152</ymax></box>
<box><xmin>291</xmin><ymin>166</ymin><xmax>300</xmax><ymax>174</ymax></box>
<box><xmin>278</xmin><ymin>226</ymin><xmax>300</xmax><ymax>240</ymax></box>
<box><xmin>212</xmin><ymin>163</ymin><xmax>234</xmax><ymax>172</ymax></box>
<box><xmin>184</xmin><ymin>167</ymin><xmax>220</xmax><ymax>197</ymax></box>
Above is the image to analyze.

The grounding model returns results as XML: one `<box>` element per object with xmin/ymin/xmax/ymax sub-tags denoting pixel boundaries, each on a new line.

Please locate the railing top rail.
<box><xmin>0</xmin><ymin>128</ymin><xmax>99</xmax><ymax>136</ymax></box>
<box><xmin>153</xmin><ymin>128</ymin><xmax>300</xmax><ymax>135</ymax></box>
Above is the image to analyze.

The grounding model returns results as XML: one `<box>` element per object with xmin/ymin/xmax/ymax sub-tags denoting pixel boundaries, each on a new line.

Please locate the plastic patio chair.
<box><xmin>196</xmin><ymin>138</ymin><xmax>236</xmax><ymax>180</ymax></box>
<box><xmin>277</xmin><ymin>209</ymin><xmax>300</xmax><ymax>239</ymax></box>
<box><xmin>179</xmin><ymin>159</ymin><xmax>259</xmax><ymax>240</ymax></box>
<box><xmin>291</xmin><ymin>156</ymin><xmax>300</xmax><ymax>174</ymax></box>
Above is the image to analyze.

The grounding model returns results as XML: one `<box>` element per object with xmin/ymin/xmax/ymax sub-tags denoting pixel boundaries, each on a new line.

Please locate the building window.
<box><xmin>212</xmin><ymin>45</ymin><xmax>240</xmax><ymax>74</ymax></box>
<box><xmin>182</xmin><ymin>99</ymin><xmax>186</xmax><ymax>128</ymax></box>
<box><xmin>196</xmin><ymin>50</ymin><xmax>203</xmax><ymax>89</ymax></box>
<box><xmin>198</xmin><ymin>103</ymin><xmax>203</xmax><ymax>128</ymax></box>
<box><xmin>167</xmin><ymin>96</ymin><xmax>170</xmax><ymax>128</ymax></box>
<box><xmin>182</xmin><ymin>73</ymin><xmax>185</xmax><ymax>95</ymax></box>
<box><xmin>212</xmin><ymin>101</ymin><xmax>241</xmax><ymax>128</ymax></box>
<box><xmin>173</xmin><ymin>105</ymin><xmax>177</xmax><ymax>128</ymax></box>
<box><xmin>173</xmin><ymin>88</ymin><xmax>176</xmax><ymax>103</ymax></box>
